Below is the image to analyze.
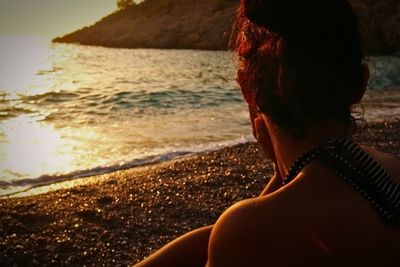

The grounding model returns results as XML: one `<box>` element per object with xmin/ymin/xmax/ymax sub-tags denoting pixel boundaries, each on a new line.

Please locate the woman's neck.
<box><xmin>265</xmin><ymin>117</ymin><xmax>351</xmax><ymax>178</ymax></box>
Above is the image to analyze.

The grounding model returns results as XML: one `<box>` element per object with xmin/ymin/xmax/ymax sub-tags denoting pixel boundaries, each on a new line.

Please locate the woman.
<box><xmin>134</xmin><ymin>0</ymin><xmax>400</xmax><ymax>266</ymax></box>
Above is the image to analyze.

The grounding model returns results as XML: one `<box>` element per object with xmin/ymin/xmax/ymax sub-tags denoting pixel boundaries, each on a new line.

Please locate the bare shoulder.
<box><xmin>206</xmin><ymin>196</ymin><xmax>277</xmax><ymax>267</ymax></box>
<box><xmin>206</xmin><ymin>193</ymin><xmax>320</xmax><ymax>267</ymax></box>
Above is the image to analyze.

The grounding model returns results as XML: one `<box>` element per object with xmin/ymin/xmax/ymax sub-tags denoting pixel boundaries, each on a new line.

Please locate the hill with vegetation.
<box><xmin>54</xmin><ymin>0</ymin><xmax>237</xmax><ymax>50</ymax></box>
<box><xmin>53</xmin><ymin>0</ymin><xmax>400</xmax><ymax>55</ymax></box>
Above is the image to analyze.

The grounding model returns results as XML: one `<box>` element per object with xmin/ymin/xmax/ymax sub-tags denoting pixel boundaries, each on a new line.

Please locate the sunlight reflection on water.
<box><xmin>0</xmin><ymin>114</ymin><xmax>74</xmax><ymax>181</ymax></box>
<box><xmin>0</xmin><ymin>35</ymin><xmax>250</xmax><ymax>195</ymax></box>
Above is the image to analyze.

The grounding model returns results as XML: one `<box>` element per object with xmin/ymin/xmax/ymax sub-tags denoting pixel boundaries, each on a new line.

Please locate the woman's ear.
<box><xmin>248</xmin><ymin>105</ymin><xmax>258</xmax><ymax>138</ymax></box>
<box><xmin>352</xmin><ymin>62</ymin><xmax>369</xmax><ymax>104</ymax></box>
<box><xmin>254</xmin><ymin>116</ymin><xmax>277</xmax><ymax>163</ymax></box>
<box><xmin>362</xmin><ymin>62</ymin><xmax>370</xmax><ymax>91</ymax></box>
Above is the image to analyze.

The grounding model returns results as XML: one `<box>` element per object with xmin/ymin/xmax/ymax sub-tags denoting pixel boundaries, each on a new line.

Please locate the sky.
<box><xmin>0</xmin><ymin>0</ymin><xmax>125</xmax><ymax>38</ymax></box>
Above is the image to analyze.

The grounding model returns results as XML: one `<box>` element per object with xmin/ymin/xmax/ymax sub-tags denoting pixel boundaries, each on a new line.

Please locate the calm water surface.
<box><xmin>0</xmin><ymin>36</ymin><xmax>399</xmax><ymax>196</ymax></box>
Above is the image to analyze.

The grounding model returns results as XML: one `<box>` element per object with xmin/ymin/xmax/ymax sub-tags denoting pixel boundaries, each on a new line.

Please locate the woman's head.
<box><xmin>233</xmin><ymin>0</ymin><xmax>367</xmax><ymax>137</ymax></box>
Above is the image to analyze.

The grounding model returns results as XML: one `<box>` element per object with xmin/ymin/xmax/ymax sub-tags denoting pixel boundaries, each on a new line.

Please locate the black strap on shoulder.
<box><xmin>320</xmin><ymin>139</ymin><xmax>400</xmax><ymax>224</ymax></box>
<box><xmin>282</xmin><ymin>138</ymin><xmax>400</xmax><ymax>224</ymax></box>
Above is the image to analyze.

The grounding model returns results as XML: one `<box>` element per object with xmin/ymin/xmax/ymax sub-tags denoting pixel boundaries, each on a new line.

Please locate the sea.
<box><xmin>0</xmin><ymin>35</ymin><xmax>399</xmax><ymax>197</ymax></box>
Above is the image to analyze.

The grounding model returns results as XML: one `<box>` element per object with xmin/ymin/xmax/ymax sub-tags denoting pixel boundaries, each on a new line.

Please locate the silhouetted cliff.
<box><xmin>53</xmin><ymin>0</ymin><xmax>400</xmax><ymax>55</ymax></box>
<box><xmin>54</xmin><ymin>0</ymin><xmax>237</xmax><ymax>50</ymax></box>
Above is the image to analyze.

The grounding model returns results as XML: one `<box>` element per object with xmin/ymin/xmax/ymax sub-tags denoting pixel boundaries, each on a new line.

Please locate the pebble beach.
<box><xmin>0</xmin><ymin>120</ymin><xmax>399</xmax><ymax>267</ymax></box>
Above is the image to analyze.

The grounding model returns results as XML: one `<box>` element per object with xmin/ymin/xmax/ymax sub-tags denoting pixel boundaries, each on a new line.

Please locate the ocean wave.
<box><xmin>0</xmin><ymin>106</ymin><xmax>33</xmax><ymax>120</ymax></box>
<box><xmin>0</xmin><ymin>151</ymin><xmax>190</xmax><ymax>189</ymax></box>
<box><xmin>0</xmin><ymin>135</ymin><xmax>254</xmax><ymax>197</ymax></box>
<box><xmin>100</xmin><ymin>88</ymin><xmax>242</xmax><ymax>111</ymax></box>
<box><xmin>1</xmin><ymin>87</ymin><xmax>242</xmax><ymax>119</ymax></box>
<box><xmin>22</xmin><ymin>91</ymin><xmax>81</xmax><ymax>103</ymax></box>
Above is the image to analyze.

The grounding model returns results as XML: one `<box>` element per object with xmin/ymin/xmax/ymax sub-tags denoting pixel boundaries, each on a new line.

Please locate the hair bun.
<box><xmin>243</xmin><ymin>0</ymin><xmax>335</xmax><ymax>36</ymax></box>
<box><xmin>243</xmin><ymin>0</ymin><xmax>294</xmax><ymax>34</ymax></box>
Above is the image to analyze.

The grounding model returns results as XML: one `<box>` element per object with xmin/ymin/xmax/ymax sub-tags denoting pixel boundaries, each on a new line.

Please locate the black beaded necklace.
<box><xmin>282</xmin><ymin>137</ymin><xmax>347</xmax><ymax>185</ymax></box>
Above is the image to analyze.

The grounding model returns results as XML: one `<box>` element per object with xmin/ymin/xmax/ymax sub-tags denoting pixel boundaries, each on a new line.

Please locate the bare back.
<box><xmin>207</xmin><ymin>147</ymin><xmax>400</xmax><ymax>267</ymax></box>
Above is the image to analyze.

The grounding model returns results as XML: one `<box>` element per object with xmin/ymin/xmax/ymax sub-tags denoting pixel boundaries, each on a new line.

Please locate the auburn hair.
<box><xmin>232</xmin><ymin>0</ymin><xmax>365</xmax><ymax>137</ymax></box>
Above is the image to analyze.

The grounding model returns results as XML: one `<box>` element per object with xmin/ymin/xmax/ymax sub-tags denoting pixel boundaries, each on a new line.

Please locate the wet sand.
<box><xmin>0</xmin><ymin>120</ymin><xmax>399</xmax><ymax>267</ymax></box>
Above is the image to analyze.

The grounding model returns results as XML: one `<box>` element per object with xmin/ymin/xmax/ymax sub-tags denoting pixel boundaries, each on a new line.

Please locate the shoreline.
<box><xmin>0</xmin><ymin>120</ymin><xmax>399</xmax><ymax>266</ymax></box>
<box><xmin>52</xmin><ymin>40</ymin><xmax>400</xmax><ymax>57</ymax></box>
<box><xmin>0</xmin><ymin>135</ymin><xmax>255</xmax><ymax>199</ymax></box>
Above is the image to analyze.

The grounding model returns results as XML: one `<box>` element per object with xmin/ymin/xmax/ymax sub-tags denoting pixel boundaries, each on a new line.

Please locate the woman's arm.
<box><xmin>133</xmin><ymin>225</ymin><xmax>212</xmax><ymax>267</ymax></box>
